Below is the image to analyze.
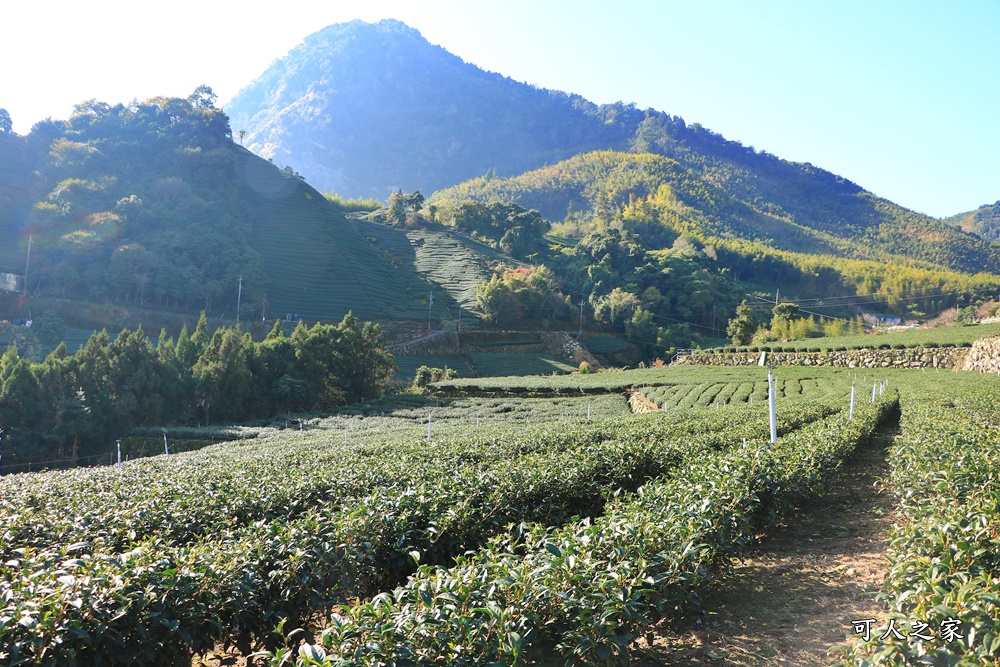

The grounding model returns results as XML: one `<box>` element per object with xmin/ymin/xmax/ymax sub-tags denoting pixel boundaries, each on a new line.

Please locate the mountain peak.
<box><xmin>224</xmin><ymin>20</ymin><xmax>630</xmax><ymax>198</ymax></box>
<box><xmin>298</xmin><ymin>18</ymin><xmax>431</xmax><ymax>50</ymax></box>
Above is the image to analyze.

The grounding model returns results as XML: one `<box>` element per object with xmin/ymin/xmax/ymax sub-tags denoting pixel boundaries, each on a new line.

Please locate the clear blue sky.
<box><xmin>2</xmin><ymin>0</ymin><xmax>997</xmax><ymax>218</ymax></box>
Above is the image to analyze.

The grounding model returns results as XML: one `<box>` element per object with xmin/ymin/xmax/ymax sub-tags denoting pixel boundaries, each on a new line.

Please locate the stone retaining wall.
<box><xmin>962</xmin><ymin>334</ymin><xmax>1000</xmax><ymax>373</ymax></box>
<box><xmin>679</xmin><ymin>346</ymin><xmax>968</xmax><ymax>369</ymax></box>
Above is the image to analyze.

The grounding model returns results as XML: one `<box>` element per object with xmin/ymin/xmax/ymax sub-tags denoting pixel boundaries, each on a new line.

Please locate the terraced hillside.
<box><xmin>240</xmin><ymin>152</ymin><xmax>432</xmax><ymax>321</ymax></box>
<box><xmin>352</xmin><ymin>217</ymin><xmax>512</xmax><ymax>314</ymax></box>
<box><xmin>393</xmin><ymin>353</ymin><xmax>578</xmax><ymax>381</ymax></box>
<box><xmin>392</xmin><ymin>355</ymin><xmax>474</xmax><ymax>380</ymax></box>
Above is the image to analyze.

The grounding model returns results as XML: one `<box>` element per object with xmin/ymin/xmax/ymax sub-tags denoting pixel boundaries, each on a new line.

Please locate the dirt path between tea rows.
<box><xmin>633</xmin><ymin>416</ymin><xmax>900</xmax><ymax>666</ymax></box>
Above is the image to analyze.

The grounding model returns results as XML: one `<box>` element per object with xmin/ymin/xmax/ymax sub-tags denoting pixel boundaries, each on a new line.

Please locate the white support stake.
<box><xmin>587</xmin><ymin>402</ymin><xmax>591</xmax><ymax>421</ymax></box>
<box><xmin>849</xmin><ymin>385</ymin><xmax>855</xmax><ymax>420</ymax></box>
<box><xmin>163</xmin><ymin>433</ymin><xmax>169</xmax><ymax>456</ymax></box>
<box><xmin>427</xmin><ymin>412</ymin><xmax>432</xmax><ymax>441</ymax></box>
<box><xmin>871</xmin><ymin>380</ymin><xmax>877</xmax><ymax>404</ymax></box>
<box><xmin>768</xmin><ymin>368</ymin><xmax>777</xmax><ymax>444</ymax></box>
<box><xmin>117</xmin><ymin>440</ymin><xmax>121</xmax><ymax>468</ymax></box>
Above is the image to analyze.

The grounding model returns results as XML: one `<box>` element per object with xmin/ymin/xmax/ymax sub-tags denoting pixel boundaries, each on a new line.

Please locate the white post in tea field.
<box><xmin>871</xmin><ymin>380</ymin><xmax>877</xmax><ymax>403</ymax></box>
<box><xmin>767</xmin><ymin>367</ymin><xmax>777</xmax><ymax>444</ymax></box>
<box><xmin>427</xmin><ymin>412</ymin><xmax>432</xmax><ymax>441</ymax></box>
<box><xmin>587</xmin><ymin>402</ymin><xmax>591</xmax><ymax>421</ymax></box>
<box><xmin>163</xmin><ymin>432</ymin><xmax>169</xmax><ymax>456</ymax></box>
<box><xmin>117</xmin><ymin>440</ymin><xmax>121</xmax><ymax>468</ymax></box>
<box><xmin>849</xmin><ymin>385</ymin><xmax>856</xmax><ymax>420</ymax></box>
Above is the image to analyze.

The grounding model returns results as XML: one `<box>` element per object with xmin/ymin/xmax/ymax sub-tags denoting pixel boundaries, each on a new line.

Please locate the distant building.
<box><xmin>0</xmin><ymin>273</ymin><xmax>23</xmax><ymax>293</ymax></box>
<box><xmin>862</xmin><ymin>312</ymin><xmax>902</xmax><ymax>327</ymax></box>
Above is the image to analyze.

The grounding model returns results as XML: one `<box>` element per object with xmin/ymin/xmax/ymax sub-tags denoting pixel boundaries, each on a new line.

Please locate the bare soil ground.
<box><xmin>631</xmin><ymin>416</ymin><xmax>900</xmax><ymax>666</ymax></box>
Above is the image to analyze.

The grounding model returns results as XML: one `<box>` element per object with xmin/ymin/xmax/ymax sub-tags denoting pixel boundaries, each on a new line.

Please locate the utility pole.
<box><xmin>427</xmin><ymin>293</ymin><xmax>434</xmax><ymax>332</ymax></box>
<box><xmin>577</xmin><ymin>299</ymin><xmax>584</xmax><ymax>340</ymax></box>
<box><xmin>767</xmin><ymin>365</ymin><xmax>777</xmax><ymax>444</ymax></box>
<box><xmin>236</xmin><ymin>275</ymin><xmax>243</xmax><ymax>326</ymax></box>
<box><xmin>23</xmin><ymin>236</ymin><xmax>32</xmax><ymax>296</ymax></box>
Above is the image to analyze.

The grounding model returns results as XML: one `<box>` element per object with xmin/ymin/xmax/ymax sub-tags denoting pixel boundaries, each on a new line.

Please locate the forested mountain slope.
<box><xmin>227</xmin><ymin>19</ymin><xmax>1000</xmax><ymax>277</ymax></box>
<box><xmin>943</xmin><ymin>202</ymin><xmax>1000</xmax><ymax>243</ymax></box>
<box><xmin>225</xmin><ymin>19</ymin><xmax>635</xmax><ymax>200</ymax></box>
<box><xmin>431</xmin><ymin>150</ymin><xmax>1000</xmax><ymax>276</ymax></box>
<box><xmin>0</xmin><ymin>91</ymin><xmax>440</xmax><ymax>322</ymax></box>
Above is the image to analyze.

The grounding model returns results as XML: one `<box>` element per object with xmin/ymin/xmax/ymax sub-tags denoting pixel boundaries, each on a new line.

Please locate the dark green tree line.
<box><xmin>0</xmin><ymin>312</ymin><xmax>395</xmax><ymax>470</ymax></box>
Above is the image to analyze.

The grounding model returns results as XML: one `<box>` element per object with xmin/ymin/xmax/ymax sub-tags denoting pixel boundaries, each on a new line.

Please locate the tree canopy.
<box><xmin>0</xmin><ymin>312</ymin><xmax>395</xmax><ymax>471</ymax></box>
<box><xmin>0</xmin><ymin>88</ymin><xmax>265</xmax><ymax>315</ymax></box>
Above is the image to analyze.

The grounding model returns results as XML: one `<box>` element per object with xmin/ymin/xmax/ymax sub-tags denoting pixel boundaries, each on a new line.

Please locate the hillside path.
<box><xmin>634</xmin><ymin>416</ymin><xmax>899</xmax><ymax>666</ymax></box>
